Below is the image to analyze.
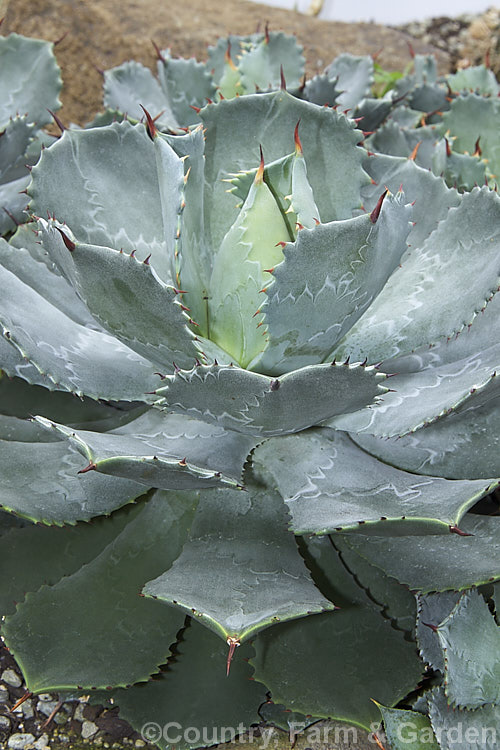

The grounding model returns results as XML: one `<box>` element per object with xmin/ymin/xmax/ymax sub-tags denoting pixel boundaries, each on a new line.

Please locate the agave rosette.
<box><xmin>1</xmin><ymin>86</ymin><xmax>500</xmax><ymax>743</ymax></box>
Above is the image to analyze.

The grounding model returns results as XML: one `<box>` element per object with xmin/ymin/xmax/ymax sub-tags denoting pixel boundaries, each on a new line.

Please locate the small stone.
<box><xmin>20</xmin><ymin>700</ymin><xmax>34</xmax><ymax>720</ymax></box>
<box><xmin>82</xmin><ymin>720</ymin><xmax>99</xmax><ymax>739</ymax></box>
<box><xmin>73</xmin><ymin>702</ymin><xmax>86</xmax><ymax>722</ymax></box>
<box><xmin>37</xmin><ymin>694</ymin><xmax>53</xmax><ymax>702</ymax></box>
<box><xmin>36</xmin><ymin>699</ymin><xmax>60</xmax><ymax>717</ymax></box>
<box><xmin>54</xmin><ymin>711</ymin><xmax>68</xmax><ymax>725</ymax></box>
<box><xmin>0</xmin><ymin>685</ymin><xmax>9</xmax><ymax>703</ymax></box>
<box><xmin>0</xmin><ymin>714</ymin><xmax>11</xmax><ymax>730</ymax></box>
<box><xmin>34</xmin><ymin>734</ymin><xmax>49</xmax><ymax>750</ymax></box>
<box><xmin>135</xmin><ymin>741</ymin><xmax>146</xmax><ymax>748</ymax></box>
<box><xmin>1</xmin><ymin>669</ymin><xmax>22</xmax><ymax>688</ymax></box>
<box><xmin>8</xmin><ymin>733</ymin><xmax>35</xmax><ymax>749</ymax></box>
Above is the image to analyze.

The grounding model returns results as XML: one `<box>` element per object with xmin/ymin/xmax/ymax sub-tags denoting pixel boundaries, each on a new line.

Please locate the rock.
<box><xmin>19</xmin><ymin>700</ymin><xmax>34</xmax><ymax>720</ymax></box>
<box><xmin>36</xmin><ymin>699</ymin><xmax>60</xmax><ymax>717</ymax></box>
<box><xmin>33</xmin><ymin>734</ymin><xmax>49</xmax><ymax>750</ymax></box>
<box><xmin>0</xmin><ymin>714</ymin><xmax>11</xmax><ymax>730</ymax></box>
<box><xmin>7</xmin><ymin>733</ymin><xmax>35</xmax><ymax>749</ymax></box>
<box><xmin>81</xmin><ymin>720</ymin><xmax>99</xmax><ymax>739</ymax></box>
<box><xmin>0</xmin><ymin>685</ymin><xmax>9</xmax><ymax>703</ymax></box>
<box><xmin>1</xmin><ymin>669</ymin><xmax>21</xmax><ymax>688</ymax></box>
<box><xmin>0</xmin><ymin>0</ymin><xmax>449</xmax><ymax>126</ymax></box>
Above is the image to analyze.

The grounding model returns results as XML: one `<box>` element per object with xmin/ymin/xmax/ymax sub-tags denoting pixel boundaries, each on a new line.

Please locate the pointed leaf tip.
<box><xmin>280</xmin><ymin>64</ymin><xmax>286</xmax><ymax>91</ymax></box>
<box><xmin>256</xmin><ymin>146</ymin><xmax>265</xmax><ymax>184</ymax></box>
<box><xmin>77</xmin><ymin>462</ymin><xmax>97</xmax><ymax>474</ymax></box>
<box><xmin>294</xmin><ymin>120</ymin><xmax>303</xmax><ymax>155</ymax></box>
<box><xmin>409</xmin><ymin>140</ymin><xmax>422</xmax><ymax>161</ymax></box>
<box><xmin>48</xmin><ymin>109</ymin><xmax>65</xmax><ymax>133</ymax></box>
<box><xmin>449</xmin><ymin>525</ymin><xmax>473</xmax><ymax>537</ymax></box>
<box><xmin>226</xmin><ymin>637</ymin><xmax>240</xmax><ymax>676</ymax></box>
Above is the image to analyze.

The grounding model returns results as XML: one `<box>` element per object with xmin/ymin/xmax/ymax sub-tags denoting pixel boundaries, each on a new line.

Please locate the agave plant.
<box><xmin>0</xmin><ymin>32</ymin><xmax>61</xmax><ymax>235</ymax></box>
<box><xmin>1</xmin><ymin>69</ymin><xmax>500</xmax><ymax>748</ymax></box>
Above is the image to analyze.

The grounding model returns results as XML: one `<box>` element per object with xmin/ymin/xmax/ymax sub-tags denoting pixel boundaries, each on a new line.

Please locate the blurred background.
<box><xmin>247</xmin><ymin>0</ymin><xmax>493</xmax><ymax>24</ymax></box>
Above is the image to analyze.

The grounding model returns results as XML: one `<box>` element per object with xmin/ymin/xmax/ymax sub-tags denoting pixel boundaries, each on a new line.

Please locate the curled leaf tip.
<box><xmin>140</xmin><ymin>105</ymin><xmax>157</xmax><ymax>140</ymax></box>
<box><xmin>78</xmin><ymin>462</ymin><xmax>97</xmax><ymax>475</ymax></box>
<box><xmin>55</xmin><ymin>226</ymin><xmax>76</xmax><ymax>252</ymax></box>
<box><xmin>449</xmin><ymin>525</ymin><xmax>473</xmax><ymax>537</ymax></box>
<box><xmin>369</xmin><ymin>189</ymin><xmax>388</xmax><ymax>224</ymax></box>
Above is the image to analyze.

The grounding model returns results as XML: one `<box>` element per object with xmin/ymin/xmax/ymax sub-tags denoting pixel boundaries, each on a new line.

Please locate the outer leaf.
<box><xmin>2</xmin><ymin>491</ymin><xmax>197</xmax><ymax>692</ymax></box>
<box><xmin>28</xmin><ymin>122</ymin><xmax>173</xmax><ymax>284</ymax></box>
<box><xmin>35</xmin><ymin>409</ymin><xmax>251</xmax><ymax>491</ymax></box>
<box><xmin>256</xmin><ymin>193</ymin><xmax>412</xmax><ymax>374</ymax></box>
<box><xmin>0</xmin><ymin>33</ymin><xmax>61</xmax><ymax>127</ymax></box>
<box><xmin>361</xmin><ymin>152</ymin><xmax>460</xmax><ymax>249</ymax></box>
<box><xmin>154</xmin><ymin>361</ymin><xmax>387</xmax><ymax>437</ymax></box>
<box><xmin>324</xmin><ymin>53</ymin><xmax>373</xmax><ymax>111</ymax></box>
<box><xmin>157</xmin><ymin>53</ymin><xmax>217</xmax><ymax>126</ymax></box>
<box><xmin>448</xmin><ymin>66</ymin><xmax>499</xmax><ymax>95</ymax></box>
<box><xmin>38</xmin><ymin>220</ymin><xmax>198</xmax><ymax>371</ymax></box>
<box><xmin>335</xmin><ymin>340</ymin><xmax>500</xmax><ymax>439</ymax></box>
<box><xmin>0</xmin><ymin>115</ymin><xmax>35</xmax><ymax>182</ymax></box>
<box><xmin>253</xmin><ymin>429</ymin><xmax>496</xmax><ymax>535</ymax></box>
<box><xmin>201</xmin><ymin>91</ymin><xmax>369</xmax><ymax>257</ymax></box>
<box><xmin>341</xmin><ymin>515</ymin><xmax>500</xmax><ymax>592</ymax></box>
<box><xmin>237</xmin><ymin>32</ymin><xmax>305</xmax><ymax>93</ymax></box>
<box><xmin>112</xmin><ymin>619</ymin><xmax>267</xmax><ymax>750</ymax></box>
<box><xmin>0</xmin><ymin>262</ymin><xmax>159</xmax><ymax>401</ymax></box>
<box><xmin>0</xmin><ymin>502</ymin><xmax>138</xmax><ymax>617</ymax></box>
<box><xmin>143</xmin><ymin>483</ymin><xmax>334</xmax><ymax>642</ymax></box>
<box><xmin>416</xmin><ymin>592</ymin><xmax>461</xmax><ymax>672</ymax></box>
<box><xmin>428</xmin><ymin>687</ymin><xmax>499</xmax><ymax>750</ymax></box>
<box><xmin>444</xmin><ymin>94</ymin><xmax>500</xmax><ymax>179</ymax></box>
<box><xmin>352</xmin><ymin>394</ymin><xmax>500</xmax><ymax>480</ymax></box>
<box><xmin>103</xmin><ymin>60</ymin><xmax>178</xmax><ymax>130</ymax></box>
<box><xmin>377</xmin><ymin>705</ymin><xmax>439</xmax><ymax>750</ymax></box>
<box><xmin>334</xmin><ymin>188</ymin><xmax>500</xmax><ymax>364</ymax></box>
<box><xmin>0</xmin><ymin>416</ymin><xmax>145</xmax><ymax>524</ymax></box>
<box><xmin>437</xmin><ymin>589</ymin><xmax>500</xmax><ymax>709</ymax></box>
<box><xmin>251</xmin><ymin>536</ymin><xmax>423</xmax><ymax>730</ymax></box>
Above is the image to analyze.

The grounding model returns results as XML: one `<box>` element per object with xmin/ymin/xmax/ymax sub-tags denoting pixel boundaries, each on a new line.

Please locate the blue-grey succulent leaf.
<box><xmin>301</xmin><ymin>73</ymin><xmax>341</xmax><ymax>106</ymax></box>
<box><xmin>38</xmin><ymin>219</ymin><xmax>198</xmax><ymax>371</ymax></box>
<box><xmin>352</xmin><ymin>392</ymin><xmax>500</xmax><ymax>480</ymax></box>
<box><xmin>1</xmin><ymin>491</ymin><xmax>195</xmax><ymax>692</ymax></box>
<box><xmin>377</xmin><ymin>704</ymin><xmax>440</xmax><ymax>750</ymax></box>
<box><xmin>324</xmin><ymin>53</ymin><xmax>373</xmax><ymax>111</ymax></box>
<box><xmin>35</xmin><ymin>407</ymin><xmax>254</xmax><ymax>490</ymax></box>
<box><xmin>157</xmin><ymin>51</ymin><xmax>217</xmax><ymax>126</ymax></box>
<box><xmin>256</xmin><ymin>192</ymin><xmax>412</xmax><ymax>375</ymax></box>
<box><xmin>201</xmin><ymin>91</ymin><xmax>369</xmax><ymax>257</ymax></box>
<box><xmin>143</xmin><ymin>482</ymin><xmax>334</xmax><ymax>643</ymax></box>
<box><xmin>0</xmin><ymin>416</ymin><xmax>145</xmax><ymax>524</ymax></box>
<box><xmin>0</xmin><ymin>261</ymin><xmax>159</xmax><ymax>401</ymax></box>
<box><xmin>103</xmin><ymin>60</ymin><xmax>179</xmax><ymax>130</ymax></box>
<box><xmin>333</xmin><ymin>339</ymin><xmax>500</xmax><ymax>438</ymax></box>
<box><xmin>428</xmin><ymin>687</ymin><xmax>499</xmax><ymax>750</ymax></box>
<box><xmin>341</xmin><ymin>515</ymin><xmax>500</xmax><ymax>592</ymax></box>
<box><xmin>436</xmin><ymin>589</ymin><xmax>500</xmax><ymax>709</ymax></box>
<box><xmin>154</xmin><ymin>361</ymin><xmax>387</xmax><ymax>437</ymax></box>
<box><xmin>237</xmin><ymin>32</ymin><xmax>305</xmax><ymax>93</ymax></box>
<box><xmin>361</xmin><ymin>152</ymin><xmax>460</xmax><ymax>249</ymax></box>
<box><xmin>334</xmin><ymin>188</ymin><xmax>500</xmax><ymax>364</ymax></box>
<box><xmin>253</xmin><ymin>428</ymin><xmax>497</xmax><ymax>536</ymax></box>
<box><xmin>163</xmin><ymin>126</ymin><xmax>210</xmax><ymax>334</ymax></box>
<box><xmin>443</xmin><ymin>94</ymin><xmax>500</xmax><ymax>182</ymax></box>
<box><xmin>0</xmin><ymin>33</ymin><xmax>62</xmax><ymax>127</ymax></box>
<box><xmin>416</xmin><ymin>592</ymin><xmax>462</xmax><ymax>672</ymax></box>
<box><xmin>448</xmin><ymin>65</ymin><xmax>500</xmax><ymax>95</ymax></box>
<box><xmin>28</xmin><ymin>122</ymin><xmax>174</xmax><ymax>284</ymax></box>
